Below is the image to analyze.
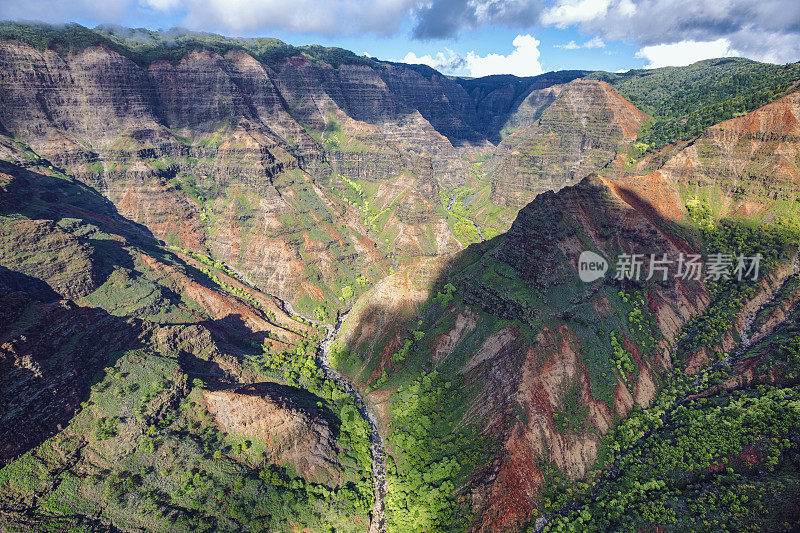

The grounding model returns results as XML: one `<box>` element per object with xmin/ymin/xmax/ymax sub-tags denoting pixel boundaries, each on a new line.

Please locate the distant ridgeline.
<box><xmin>590</xmin><ymin>58</ymin><xmax>800</xmax><ymax>149</ymax></box>
<box><xmin>0</xmin><ymin>21</ymin><xmax>387</xmax><ymax>70</ymax></box>
<box><xmin>3</xmin><ymin>21</ymin><xmax>799</xmax><ymax>152</ymax></box>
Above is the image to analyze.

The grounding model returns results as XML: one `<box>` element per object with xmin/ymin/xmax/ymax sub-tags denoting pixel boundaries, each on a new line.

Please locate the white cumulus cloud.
<box><xmin>400</xmin><ymin>34</ymin><xmax>544</xmax><ymax>77</ymax></box>
<box><xmin>140</xmin><ymin>0</ymin><xmax>182</xmax><ymax>10</ymax></box>
<box><xmin>584</xmin><ymin>35</ymin><xmax>606</xmax><ymax>48</ymax></box>
<box><xmin>401</xmin><ymin>49</ymin><xmax>465</xmax><ymax>71</ymax></box>
<box><xmin>465</xmin><ymin>34</ymin><xmax>544</xmax><ymax>77</ymax></box>
<box><xmin>635</xmin><ymin>38</ymin><xmax>740</xmax><ymax>68</ymax></box>
<box><xmin>140</xmin><ymin>0</ymin><xmax>416</xmax><ymax>35</ymax></box>
<box><xmin>541</xmin><ymin>0</ymin><xmax>611</xmax><ymax>27</ymax></box>
<box><xmin>555</xmin><ymin>35</ymin><xmax>605</xmax><ymax>49</ymax></box>
<box><xmin>616</xmin><ymin>0</ymin><xmax>636</xmax><ymax>16</ymax></box>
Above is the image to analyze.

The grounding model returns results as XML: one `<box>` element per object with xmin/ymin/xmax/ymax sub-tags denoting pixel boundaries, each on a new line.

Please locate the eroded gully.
<box><xmin>208</xmin><ymin>268</ymin><xmax>388</xmax><ymax>532</ymax></box>
<box><xmin>730</xmin><ymin>252</ymin><xmax>800</xmax><ymax>361</ymax></box>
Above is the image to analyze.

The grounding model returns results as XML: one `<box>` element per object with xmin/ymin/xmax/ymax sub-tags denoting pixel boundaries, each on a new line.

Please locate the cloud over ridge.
<box><xmin>406</xmin><ymin>0</ymin><xmax>799</xmax><ymax>64</ymax></box>
<box><xmin>402</xmin><ymin>34</ymin><xmax>544</xmax><ymax>77</ymax></box>
<box><xmin>1</xmin><ymin>0</ymin><xmax>798</xmax><ymax>66</ymax></box>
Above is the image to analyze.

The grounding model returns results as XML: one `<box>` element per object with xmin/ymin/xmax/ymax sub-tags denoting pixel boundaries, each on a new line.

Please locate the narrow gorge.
<box><xmin>1</xmin><ymin>21</ymin><xmax>799</xmax><ymax>533</ymax></box>
<box><xmin>315</xmin><ymin>313</ymin><xmax>388</xmax><ymax>533</ymax></box>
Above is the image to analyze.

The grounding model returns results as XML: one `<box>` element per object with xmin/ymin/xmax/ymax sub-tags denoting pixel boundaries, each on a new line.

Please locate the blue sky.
<box><xmin>262</xmin><ymin>23</ymin><xmax>642</xmax><ymax>75</ymax></box>
<box><xmin>2</xmin><ymin>1</ymin><xmax>799</xmax><ymax>77</ymax></box>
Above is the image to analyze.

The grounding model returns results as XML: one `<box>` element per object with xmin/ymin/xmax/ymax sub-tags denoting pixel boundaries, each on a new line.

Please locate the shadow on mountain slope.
<box><xmin>332</xmin><ymin>171</ymin><xmax>799</xmax><ymax>530</ymax></box>
<box><xmin>0</xmin><ymin>160</ymin><xmax>311</xmax><ymax>466</ymax></box>
<box><xmin>0</xmin><ymin>285</ymin><xmax>145</xmax><ymax>464</ymax></box>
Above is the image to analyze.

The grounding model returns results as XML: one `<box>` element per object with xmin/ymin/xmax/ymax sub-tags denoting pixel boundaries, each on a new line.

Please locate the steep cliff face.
<box><xmin>455</xmin><ymin>71</ymin><xmax>588</xmax><ymax>143</ymax></box>
<box><xmin>487</xmin><ymin>79</ymin><xmax>649</xmax><ymax>207</ymax></box>
<box><xmin>0</xmin><ymin>38</ymin><xmax>499</xmax><ymax>314</ymax></box>
<box><xmin>0</xmin><ymin>42</ymin><xmax>159</xmax><ymax>148</ymax></box>
<box><xmin>658</xmin><ymin>90</ymin><xmax>800</xmax><ymax>200</ymax></box>
<box><xmin>339</xmin><ymin>88</ymin><xmax>800</xmax><ymax>528</ymax></box>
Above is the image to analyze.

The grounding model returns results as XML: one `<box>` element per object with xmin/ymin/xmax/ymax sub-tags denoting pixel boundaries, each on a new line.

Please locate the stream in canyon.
<box><xmin>314</xmin><ymin>312</ymin><xmax>388</xmax><ymax>533</ymax></box>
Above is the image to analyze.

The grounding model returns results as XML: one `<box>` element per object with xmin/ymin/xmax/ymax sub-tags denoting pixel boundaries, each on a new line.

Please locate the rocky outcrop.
<box><xmin>340</xmin><ymin>256</ymin><xmax>445</xmax><ymax>393</ymax></box>
<box><xmin>0</xmin><ymin>217</ymin><xmax>100</xmax><ymax>299</ymax></box>
<box><xmin>395</xmin><ymin>159</ymin><xmax>441</xmax><ymax>226</ymax></box>
<box><xmin>327</xmin><ymin>150</ymin><xmax>406</xmax><ymax>181</ymax></box>
<box><xmin>412</xmin><ymin>153</ymin><xmax>440</xmax><ymax>202</ymax></box>
<box><xmin>203</xmin><ymin>383</ymin><xmax>342</xmax><ymax>483</ymax></box>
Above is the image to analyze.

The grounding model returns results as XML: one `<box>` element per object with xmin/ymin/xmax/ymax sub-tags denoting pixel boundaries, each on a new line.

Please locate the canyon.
<box><xmin>1</xmin><ymin>23</ymin><xmax>799</xmax><ymax>533</ymax></box>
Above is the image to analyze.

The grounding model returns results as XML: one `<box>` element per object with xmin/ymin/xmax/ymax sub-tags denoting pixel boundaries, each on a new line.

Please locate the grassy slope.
<box><xmin>0</xmin><ymin>141</ymin><xmax>375</xmax><ymax>532</ymax></box>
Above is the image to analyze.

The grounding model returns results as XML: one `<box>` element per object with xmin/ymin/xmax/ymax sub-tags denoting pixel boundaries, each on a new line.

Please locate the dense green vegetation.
<box><xmin>0</xmin><ymin>21</ymin><xmax>383</xmax><ymax>70</ymax></box>
<box><xmin>592</xmin><ymin>58</ymin><xmax>800</xmax><ymax>149</ymax></box>
<box><xmin>385</xmin><ymin>371</ymin><xmax>493</xmax><ymax>532</ymax></box>
<box><xmin>353</xmin><ymin>233</ymin><xmax>661</xmax><ymax>528</ymax></box>
<box><xmin>678</xmin><ymin>198</ymin><xmax>800</xmax><ymax>359</ymax></box>
<box><xmin>0</xmin><ymin>348</ymin><xmax>372</xmax><ymax>532</ymax></box>
<box><xmin>534</xmin><ymin>326</ymin><xmax>800</xmax><ymax>532</ymax></box>
<box><xmin>337</xmin><ymin>268</ymin><xmax>506</xmax><ymax>530</ymax></box>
